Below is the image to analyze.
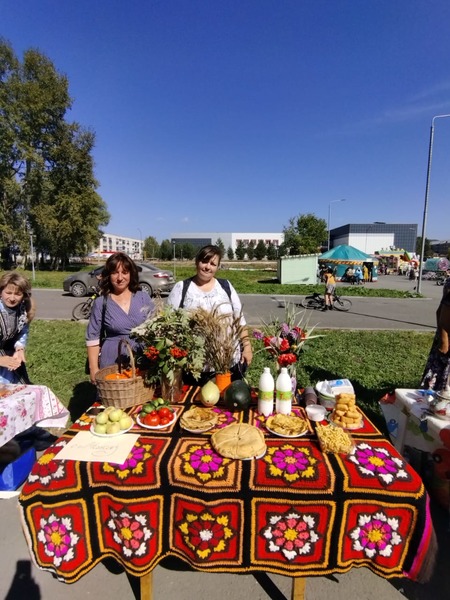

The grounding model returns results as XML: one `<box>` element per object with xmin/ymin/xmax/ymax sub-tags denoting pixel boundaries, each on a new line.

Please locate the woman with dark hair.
<box><xmin>167</xmin><ymin>244</ymin><xmax>252</xmax><ymax>383</ymax></box>
<box><xmin>86</xmin><ymin>252</ymin><xmax>154</xmax><ymax>384</ymax></box>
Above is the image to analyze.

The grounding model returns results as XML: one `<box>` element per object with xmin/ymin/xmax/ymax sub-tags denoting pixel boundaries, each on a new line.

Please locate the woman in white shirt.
<box><xmin>167</xmin><ymin>245</ymin><xmax>252</xmax><ymax>383</ymax></box>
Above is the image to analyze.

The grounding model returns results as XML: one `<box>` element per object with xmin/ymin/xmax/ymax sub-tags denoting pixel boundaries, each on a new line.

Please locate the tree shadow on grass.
<box><xmin>67</xmin><ymin>381</ymin><xmax>98</xmax><ymax>423</ymax></box>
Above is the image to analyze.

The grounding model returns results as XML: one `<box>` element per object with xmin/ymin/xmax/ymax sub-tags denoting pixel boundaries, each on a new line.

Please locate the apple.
<box><xmin>119</xmin><ymin>415</ymin><xmax>133</xmax><ymax>430</ymax></box>
<box><xmin>94</xmin><ymin>423</ymin><xmax>107</xmax><ymax>434</ymax></box>
<box><xmin>108</xmin><ymin>409</ymin><xmax>123</xmax><ymax>422</ymax></box>
<box><xmin>95</xmin><ymin>412</ymin><xmax>108</xmax><ymax>425</ymax></box>
<box><xmin>106</xmin><ymin>422</ymin><xmax>121</xmax><ymax>435</ymax></box>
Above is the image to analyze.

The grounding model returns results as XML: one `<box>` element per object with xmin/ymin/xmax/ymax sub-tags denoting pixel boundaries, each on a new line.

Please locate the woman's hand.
<box><xmin>0</xmin><ymin>354</ymin><xmax>22</xmax><ymax>371</ymax></box>
<box><xmin>241</xmin><ymin>343</ymin><xmax>253</xmax><ymax>366</ymax></box>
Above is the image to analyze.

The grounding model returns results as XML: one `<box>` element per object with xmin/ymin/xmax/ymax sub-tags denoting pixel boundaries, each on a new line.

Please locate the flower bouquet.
<box><xmin>252</xmin><ymin>305</ymin><xmax>322</xmax><ymax>383</ymax></box>
<box><xmin>190</xmin><ymin>304</ymin><xmax>248</xmax><ymax>377</ymax></box>
<box><xmin>131</xmin><ymin>306</ymin><xmax>206</xmax><ymax>389</ymax></box>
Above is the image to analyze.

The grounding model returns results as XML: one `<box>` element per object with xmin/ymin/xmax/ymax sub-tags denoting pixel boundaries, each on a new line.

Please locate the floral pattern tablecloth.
<box><xmin>0</xmin><ymin>384</ymin><xmax>69</xmax><ymax>446</ymax></box>
<box><xmin>19</xmin><ymin>388</ymin><xmax>435</xmax><ymax>585</ymax></box>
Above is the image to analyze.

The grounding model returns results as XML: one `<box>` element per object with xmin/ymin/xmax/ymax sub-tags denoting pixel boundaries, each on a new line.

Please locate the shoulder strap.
<box><xmin>99</xmin><ymin>295</ymin><xmax>107</xmax><ymax>347</ymax></box>
<box><xmin>179</xmin><ymin>277</ymin><xmax>232</xmax><ymax>308</ymax></box>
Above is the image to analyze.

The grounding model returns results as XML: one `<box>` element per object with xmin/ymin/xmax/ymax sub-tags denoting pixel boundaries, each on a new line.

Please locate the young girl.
<box><xmin>0</xmin><ymin>271</ymin><xmax>35</xmax><ymax>384</ymax></box>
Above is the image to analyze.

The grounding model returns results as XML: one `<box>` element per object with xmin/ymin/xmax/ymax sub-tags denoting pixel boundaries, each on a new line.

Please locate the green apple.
<box><xmin>95</xmin><ymin>412</ymin><xmax>108</xmax><ymax>425</ymax></box>
<box><xmin>94</xmin><ymin>423</ymin><xmax>107</xmax><ymax>434</ymax></box>
<box><xmin>119</xmin><ymin>415</ymin><xmax>133</xmax><ymax>430</ymax></box>
<box><xmin>108</xmin><ymin>409</ymin><xmax>123</xmax><ymax>422</ymax></box>
<box><xmin>106</xmin><ymin>422</ymin><xmax>121</xmax><ymax>434</ymax></box>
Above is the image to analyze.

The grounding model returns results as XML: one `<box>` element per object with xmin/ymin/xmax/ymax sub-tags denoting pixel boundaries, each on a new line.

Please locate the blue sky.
<box><xmin>2</xmin><ymin>0</ymin><xmax>450</xmax><ymax>243</ymax></box>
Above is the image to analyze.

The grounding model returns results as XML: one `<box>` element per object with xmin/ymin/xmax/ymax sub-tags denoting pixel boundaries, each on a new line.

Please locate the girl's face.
<box><xmin>110</xmin><ymin>263</ymin><xmax>131</xmax><ymax>293</ymax></box>
<box><xmin>1</xmin><ymin>283</ymin><xmax>24</xmax><ymax>308</ymax></box>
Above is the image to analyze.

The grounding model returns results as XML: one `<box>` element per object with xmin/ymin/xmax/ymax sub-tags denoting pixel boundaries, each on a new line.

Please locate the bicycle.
<box><xmin>71</xmin><ymin>286</ymin><xmax>100</xmax><ymax>321</ymax></box>
<box><xmin>301</xmin><ymin>291</ymin><xmax>352</xmax><ymax>312</ymax></box>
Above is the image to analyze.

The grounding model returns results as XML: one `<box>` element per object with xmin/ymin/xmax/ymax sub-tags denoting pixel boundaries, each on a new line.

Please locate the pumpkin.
<box><xmin>223</xmin><ymin>380</ymin><xmax>251</xmax><ymax>412</ymax></box>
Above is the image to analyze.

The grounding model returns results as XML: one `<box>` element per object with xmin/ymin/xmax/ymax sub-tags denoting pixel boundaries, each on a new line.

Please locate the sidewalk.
<box><xmin>1</xmin><ymin>491</ymin><xmax>448</xmax><ymax>600</ymax></box>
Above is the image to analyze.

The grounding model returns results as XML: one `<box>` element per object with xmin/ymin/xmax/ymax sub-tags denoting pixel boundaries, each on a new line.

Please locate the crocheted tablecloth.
<box><xmin>19</xmin><ymin>388</ymin><xmax>435</xmax><ymax>584</ymax></box>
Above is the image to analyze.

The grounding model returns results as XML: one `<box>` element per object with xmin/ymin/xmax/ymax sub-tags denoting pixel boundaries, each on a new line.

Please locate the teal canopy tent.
<box><xmin>319</xmin><ymin>245</ymin><xmax>378</xmax><ymax>265</ymax></box>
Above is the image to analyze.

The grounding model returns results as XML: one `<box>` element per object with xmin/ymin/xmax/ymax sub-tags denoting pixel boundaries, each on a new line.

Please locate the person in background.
<box><xmin>86</xmin><ymin>252</ymin><xmax>155</xmax><ymax>384</ymax></box>
<box><xmin>354</xmin><ymin>266</ymin><xmax>364</xmax><ymax>285</ymax></box>
<box><xmin>421</xmin><ymin>274</ymin><xmax>450</xmax><ymax>391</ymax></box>
<box><xmin>363</xmin><ymin>264</ymin><xmax>369</xmax><ymax>283</ymax></box>
<box><xmin>0</xmin><ymin>271</ymin><xmax>35</xmax><ymax>384</ymax></box>
<box><xmin>322</xmin><ymin>267</ymin><xmax>336</xmax><ymax>311</ymax></box>
<box><xmin>167</xmin><ymin>244</ymin><xmax>252</xmax><ymax>382</ymax></box>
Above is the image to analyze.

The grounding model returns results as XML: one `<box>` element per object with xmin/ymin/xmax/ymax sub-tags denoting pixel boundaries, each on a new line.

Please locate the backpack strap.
<box><xmin>179</xmin><ymin>277</ymin><xmax>232</xmax><ymax>308</ymax></box>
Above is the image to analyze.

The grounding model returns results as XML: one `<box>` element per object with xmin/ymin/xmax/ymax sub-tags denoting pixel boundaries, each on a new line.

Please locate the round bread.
<box><xmin>180</xmin><ymin>406</ymin><xmax>218</xmax><ymax>431</ymax></box>
<box><xmin>211</xmin><ymin>423</ymin><xmax>266</xmax><ymax>459</ymax></box>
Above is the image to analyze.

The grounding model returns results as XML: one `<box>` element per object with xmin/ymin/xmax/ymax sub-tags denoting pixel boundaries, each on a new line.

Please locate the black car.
<box><xmin>63</xmin><ymin>262</ymin><xmax>175</xmax><ymax>297</ymax></box>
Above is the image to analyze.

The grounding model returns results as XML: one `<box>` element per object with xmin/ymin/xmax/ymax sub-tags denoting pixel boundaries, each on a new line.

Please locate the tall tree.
<box><xmin>0</xmin><ymin>39</ymin><xmax>109</xmax><ymax>266</ymax></box>
<box><xmin>235</xmin><ymin>240</ymin><xmax>246</xmax><ymax>260</ymax></box>
<box><xmin>215</xmin><ymin>237</ymin><xmax>226</xmax><ymax>256</ymax></box>
<box><xmin>283</xmin><ymin>213</ymin><xmax>327</xmax><ymax>255</ymax></box>
<box><xmin>144</xmin><ymin>236</ymin><xmax>160</xmax><ymax>259</ymax></box>
<box><xmin>415</xmin><ymin>236</ymin><xmax>432</xmax><ymax>259</ymax></box>
<box><xmin>254</xmin><ymin>240</ymin><xmax>267</xmax><ymax>260</ymax></box>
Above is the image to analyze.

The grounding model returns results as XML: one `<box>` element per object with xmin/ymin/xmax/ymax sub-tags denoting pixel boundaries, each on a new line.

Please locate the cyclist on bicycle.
<box><xmin>323</xmin><ymin>268</ymin><xmax>336</xmax><ymax>311</ymax></box>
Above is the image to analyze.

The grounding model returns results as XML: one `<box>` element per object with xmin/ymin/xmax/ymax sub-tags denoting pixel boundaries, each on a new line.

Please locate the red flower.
<box><xmin>170</xmin><ymin>347</ymin><xmax>188</xmax><ymax>359</ymax></box>
<box><xmin>144</xmin><ymin>346</ymin><xmax>160</xmax><ymax>360</ymax></box>
<box><xmin>278</xmin><ymin>353</ymin><xmax>297</xmax><ymax>366</ymax></box>
<box><xmin>279</xmin><ymin>339</ymin><xmax>290</xmax><ymax>352</ymax></box>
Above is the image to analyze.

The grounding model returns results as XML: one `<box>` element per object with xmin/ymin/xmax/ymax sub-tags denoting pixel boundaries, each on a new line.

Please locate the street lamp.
<box><xmin>327</xmin><ymin>199</ymin><xmax>346</xmax><ymax>250</ymax></box>
<box><xmin>29</xmin><ymin>232</ymin><xmax>36</xmax><ymax>281</ymax></box>
<box><xmin>137</xmin><ymin>228</ymin><xmax>143</xmax><ymax>260</ymax></box>
<box><xmin>172</xmin><ymin>241</ymin><xmax>176</xmax><ymax>278</ymax></box>
<box><xmin>417</xmin><ymin>114</ymin><xmax>450</xmax><ymax>294</ymax></box>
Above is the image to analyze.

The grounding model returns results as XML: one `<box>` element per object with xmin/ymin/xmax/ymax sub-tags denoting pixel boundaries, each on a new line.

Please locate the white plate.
<box><xmin>265</xmin><ymin>424</ymin><xmax>309</xmax><ymax>439</ymax></box>
<box><xmin>136</xmin><ymin>412</ymin><xmax>177</xmax><ymax>430</ymax></box>
<box><xmin>90</xmin><ymin>422</ymin><xmax>134</xmax><ymax>437</ymax></box>
<box><xmin>181</xmin><ymin>424</ymin><xmax>214</xmax><ymax>433</ymax></box>
<box><xmin>242</xmin><ymin>448</ymin><xmax>267</xmax><ymax>460</ymax></box>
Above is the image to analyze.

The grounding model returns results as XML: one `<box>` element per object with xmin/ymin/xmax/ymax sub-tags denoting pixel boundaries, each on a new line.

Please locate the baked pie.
<box><xmin>180</xmin><ymin>406</ymin><xmax>218</xmax><ymax>431</ymax></box>
<box><xmin>266</xmin><ymin>413</ymin><xmax>308</xmax><ymax>437</ymax></box>
<box><xmin>211</xmin><ymin>423</ymin><xmax>266</xmax><ymax>459</ymax></box>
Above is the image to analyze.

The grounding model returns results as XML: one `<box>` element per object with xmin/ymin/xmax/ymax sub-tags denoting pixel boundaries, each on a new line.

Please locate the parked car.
<box><xmin>63</xmin><ymin>262</ymin><xmax>175</xmax><ymax>297</ymax></box>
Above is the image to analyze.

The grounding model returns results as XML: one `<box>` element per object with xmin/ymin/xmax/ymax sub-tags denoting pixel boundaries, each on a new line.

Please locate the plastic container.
<box><xmin>258</xmin><ymin>367</ymin><xmax>274</xmax><ymax>416</ymax></box>
<box><xmin>306</xmin><ymin>404</ymin><xmax>327</xmax><ymax>421</ymax></box>
<box><xmin>275</xmin><ymin>367</ymin><xmax>292</xmax><ymax>415</ymax></box>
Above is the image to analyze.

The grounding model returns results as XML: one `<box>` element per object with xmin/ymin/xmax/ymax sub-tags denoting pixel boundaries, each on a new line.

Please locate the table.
<box><xmin>380</xmin><ymin>388</ymin><xmax>450</xmax><ymax>509</ymax></box>
<box><xmin>19</xmin><ymin>388</ymin><xmax>436</xmax><ymax>599</ymax></box>
<box><xmin>0</xmin><ymin>384</ymin><xmax>69</xmax><ymax>446</ymax></box>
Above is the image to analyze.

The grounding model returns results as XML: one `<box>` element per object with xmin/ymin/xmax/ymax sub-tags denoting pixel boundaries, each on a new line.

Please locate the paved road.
<box><xmin>33</xmin><ymin>276</ymin><xmax>441</xmax><ymax>331</ymax></box>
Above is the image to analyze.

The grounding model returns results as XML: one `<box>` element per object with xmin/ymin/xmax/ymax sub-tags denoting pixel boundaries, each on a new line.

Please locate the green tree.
<box><xmin>266</xmin><ymin>242</ymin><xmax>277</xmax><ymax>260</ymax></box>
<box><xmin>283</xmin><ymin>213</ymin><xmax>327</xmax><ymax>255</ymax></box>
<box><xmin>416</xmin><ymin>236</ymin><xmax>432</xmax><ymax>259</ymax></box>
<box><xmin>227</xmin><ymin>246</ymin><xmax>234</xmax><ymax>260</ymax></box>
<box><xmin>159</xmin><ymin>239</ymin><xmax>173</xmax><ymax>261</ymax></box>
<box><xmin>246</xmin><ymin>241</ymin><xmax>255</xmax><ymax>260</ymax></box>
<box><xmin>254</xmin><ymin>240</ymin><xmax>267</xmax><ymax>260</ymax></box>
<box><xmin>0</xmin><ymin>39</ymin><xmax>109</xmax><ymax>267</ymax></box>
<box><xmin>215</xmin><ymin>237</ymin><xmax>226</xmax><ymax>256</ymax></box>
<box><xmin>235</xmin><ymin>240</ymin><xmax>246</xmax><ymax>260</ymax></box>
<box><xmin>181</xmin><ymin>242</ymin><xmax>196</xmax><ymax>260</ymax></box>
<box><xmin>144</xmin><ymin>236</ymin><xmax>160</xmax><ymax>259</ymax></box>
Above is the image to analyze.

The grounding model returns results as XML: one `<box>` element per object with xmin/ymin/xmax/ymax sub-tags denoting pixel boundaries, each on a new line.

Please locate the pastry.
<box><xmin>211</xmin><ymin>423</ymin><xmax>266</xmax><ymax>459</ymax></box>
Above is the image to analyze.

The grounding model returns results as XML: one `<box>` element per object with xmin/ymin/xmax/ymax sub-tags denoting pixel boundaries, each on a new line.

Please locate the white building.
<box><xmin>91</xmin><ymin>233</ymin><xmax>144</xmax><ymax>260</ymax></box>
<box><xmin>171</xmin><ymin>231</ymin><xmax>284</xmax><ymax>252</ymax></box>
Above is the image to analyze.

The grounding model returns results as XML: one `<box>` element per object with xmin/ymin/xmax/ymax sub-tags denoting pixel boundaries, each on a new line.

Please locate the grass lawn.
<box><xmin>2</xmin><ymin>264</ymin><xmax>417</xmax><ymax>297</ymax></box>
<box><xmin>26</xmin><ymin>320</ymin><xmax>433</xmax><ymax>430</ymax></box>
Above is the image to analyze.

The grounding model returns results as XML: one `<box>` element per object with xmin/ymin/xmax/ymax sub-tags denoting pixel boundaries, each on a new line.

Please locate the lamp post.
<box><xmin>137</xmin><ymin>228</ymin><xmax>143</xmax><ymax>260</ymax></box>
<box><xmin>417</xmin><ymin>114</ymin><xmax>450</xmax><ymax>294</ymax></box>
<box><xmin>29</xmin><ymin>232</ymin><xmax>35</xmax><ymax>281</ymax></box>
<box><xmin>172</xmin><ymin>241</ymin><xmax>176</xmax><ymax>278</ymax></box>
<box><xmin>327</xmin><ymin>199</ymin><xmax>346</xmax><ymax>251</ymax></box>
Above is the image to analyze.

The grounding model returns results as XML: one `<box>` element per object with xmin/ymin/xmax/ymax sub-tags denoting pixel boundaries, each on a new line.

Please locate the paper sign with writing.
<box><xmin>55</xmin><ymin>431</ymin><xmax>140</xmax><ymax>463</ymax></box>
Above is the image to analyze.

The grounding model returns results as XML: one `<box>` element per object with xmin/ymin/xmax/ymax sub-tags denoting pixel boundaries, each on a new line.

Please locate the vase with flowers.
<box><xmin>131</xmin><ymin>306</ymin><xmax>206</xmax><ymax>402</ymax></box>
<box><xmin>190</xmin><ymin>303</ymin><xmax>249</xmax><ymax>393</ymax></box>
<box><xmin>252</xmin><ymin>306</ymin><xmax>322</xmax><ymax>395</ymax></box>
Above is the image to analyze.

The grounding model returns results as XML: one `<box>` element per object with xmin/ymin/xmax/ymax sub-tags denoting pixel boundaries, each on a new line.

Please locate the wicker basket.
<box><xmin>95</xmin><ymin>339</ymin><xmax>154</xmax><ymax>408</ymax></box>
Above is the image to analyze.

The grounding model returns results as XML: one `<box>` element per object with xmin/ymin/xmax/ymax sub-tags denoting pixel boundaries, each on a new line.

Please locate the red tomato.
<box><xmin>150</xmin><ymin>410</ymin><xmax>159</xmax><ymax>417</ymax></box>
<box><xmin>159</xmin><ymin>416</ymin><xmax>170</xmax><ymax>426</ymax></box>
<box><xmin>147</xmin><ymin>414</ymin><xmax>160</xmax><ymax>427</ymax></box>
<box><xmin>158</xmin><ymin>407</ymin><xmax>173</xmax><ymax>419</ymax></box>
